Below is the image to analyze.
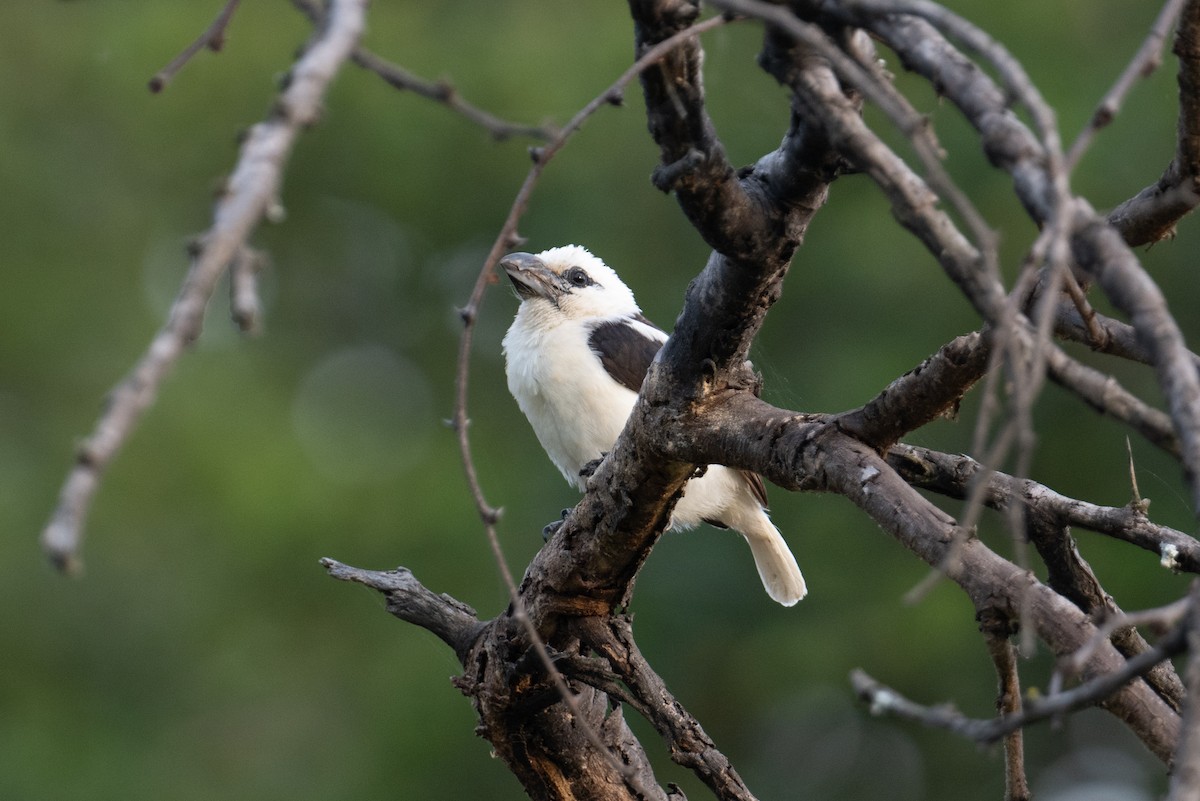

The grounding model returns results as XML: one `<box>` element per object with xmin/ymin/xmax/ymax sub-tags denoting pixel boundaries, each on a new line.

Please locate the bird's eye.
<box><xmin>565</xmin><ymin>267</ymin><xmax>592</xmax><ymax>288</ymax></box>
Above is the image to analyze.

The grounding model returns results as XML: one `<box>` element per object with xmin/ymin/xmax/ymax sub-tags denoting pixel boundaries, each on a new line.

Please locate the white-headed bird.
<box><xmin>500</xmin><ymin>244</ymin><xmax>806</xmax><ymax>606</ymax></box>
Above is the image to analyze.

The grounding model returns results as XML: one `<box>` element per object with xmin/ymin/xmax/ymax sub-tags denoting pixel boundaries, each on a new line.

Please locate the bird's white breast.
<box><xmin>503</xmin><ymin>313</ymin><xmax>637</xmax><ymax>489</ymax></box>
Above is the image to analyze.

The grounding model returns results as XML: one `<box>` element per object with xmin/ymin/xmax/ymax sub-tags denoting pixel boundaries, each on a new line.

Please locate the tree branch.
<box><xmin>290</xmin><ymin>0</ymin><xmax>555</xmax><ymax>142</ymax></box>
<box><xmin>979</xmin><ymin>608</ymin><xmax>1030</xmax><ymax>801</ymax></box>
<box><xmin>41</xmin><ymin>0</ymin><xmax>369</xmax><ymax>574</ymax></box>
<box><xmin>320</xmin><ymin>559</ymin><xmax>486</xmax><ymax>663</ymax></box>
<box><xmin>668</xmin><ymin>396</ymin><xmax>1182</xmax><ymax>758</ymax></box>
<box><xmin>886</xmin><ymin>443</ymin><xmax>1200</xmax><ymax>572</ymax></box>
<box><xmin>836</xmin><ymin>331</ymin><xmax>990</xmax><ymax>449</ymax></box>
<box><xmin>1066</xmin><ymin>0</ymin><xmax>1189</xmax><ymax>171</ymax></box>
<box><xmin>851</xmin><ymin>617</ymin><xmax>1185</xmax><ymax>748</ymax></box>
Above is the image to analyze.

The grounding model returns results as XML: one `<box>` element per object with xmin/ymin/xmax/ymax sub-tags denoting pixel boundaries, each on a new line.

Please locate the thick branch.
<box><xmin>668</xmin><ymin>395</ymin><xmax>1182</xmax><ymax>759</ymax></box>
<box><xmin>837</xmin><ymin>331</ymin><xmax>990</xmax><ymax>448</ymax></box>
<box><xmin>574</xmin><ymin>617</ymin><xmax>759</xmax><ymax>801</ymax></box>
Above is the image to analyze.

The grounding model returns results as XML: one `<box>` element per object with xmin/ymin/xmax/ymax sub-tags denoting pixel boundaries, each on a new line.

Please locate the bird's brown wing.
<box><xmin>587</xmin><ymin>314</ymin><xmax>666</xmax><ymax>393</ymax></box>
<box><xmin>589</xmin><ymin>314</ymin><xmax>770</xmax><ymax>510</ymax></box>
<box><xmin>740</xmin><ymin>470</ymin><xmax>770</xmax><ymax>509</ymax></box>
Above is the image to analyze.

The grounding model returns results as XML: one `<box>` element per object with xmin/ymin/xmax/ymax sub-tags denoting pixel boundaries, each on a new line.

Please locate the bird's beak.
<box><xmin>500</xmin><ymin>252</ymin><xmax>559</xmax><ymax>301</ymax></box>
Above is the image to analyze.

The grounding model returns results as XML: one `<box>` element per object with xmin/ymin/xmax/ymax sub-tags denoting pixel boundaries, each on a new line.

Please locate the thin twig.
<box><xmin>1066</xmin><ymin>0</ymin><xmax>1188</xmax><ymax>170</ymax></box>
<box><xmin>1167</xmin><ymin>584</ymin><xmax>1200</xmax><ymax>800</ymax></box>
<box><xmin>1055</xmin><ymin>598</ymin><xmax>1190</xmax><ymax>687</ymax></box>
<box><xmin>148</xmin><ymin>0</ymin><xmax>243</xmax><ymax>93</ymax></box>
<box><xmin>980</xmin><ymin>609</ymin><xmax>1030</xmax><ymax>801</ymax></box>
<box><xmin>289</xmin><ymin>0</ymin><xmax>554</xmax><ymax>142</ymax></box>
<box><xmin>1109</xmin><ymin>0</ymin><xmax>1200</xmax><ymax>246</ymax></box>
<box><xmin>42</xmin><ymin>0</ymin><xmax>369</xmax><ymax>573</ymax></box>
<box><xmin>852</xmin><ymin>620</ymin><xmax>1187</xmax><ymax>745</ymax></box>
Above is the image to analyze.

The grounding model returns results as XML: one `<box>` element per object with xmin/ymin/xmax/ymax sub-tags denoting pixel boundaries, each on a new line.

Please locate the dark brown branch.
<box><xmin>979</xmin><ymin>609</ymin><xmax>1030</xmax><ymax>801</ymax></box>
<box><xmin>321</xmin><ymin>561</ymin><xmax>677</xmax><ymax>800</ymax></box>
<box><xmin>1025</xmin><ymin>508</ymin><xmax>1187</xmax><ymax>712</ymax></box>
<box><xmin>837</xmin><ymin>331</ymin><xmax>990</xmax><ymax>449</ymax></box>
<box><xmin>1109</xmin><ymin>0</ymin><xmax>1200</xmax><ymax>246</ymax></box>
<box><xmin>148</xmin><ymin>0</ymin><xmax>243</xmax><ymax>93</ymax></box>
<box><xmin>629</xmin><ymin>1</ymin><xmax>757</xmax><ymax>258</ymax></box>
<box><xmin>574</xmin><ymin>617</ymin><xmax>759</xmax><ymax>801</ymax></box>
<box><xmin>42</xmin><ymin>0</ymin><xmax>369</xmax><ymax>574</ymax></box>
<box><xmin>666</xmin><ymin>396</ymin><xmax>1182</xmax><ymax>758</ymax></box>
<box><xmin>463</xmin><ymin>616</ymin><xmax>670</xmax><ymax>801</ymax></box>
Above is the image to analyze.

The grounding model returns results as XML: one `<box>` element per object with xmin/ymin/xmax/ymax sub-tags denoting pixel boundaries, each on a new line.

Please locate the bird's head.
<box><xmin>500</xmin><ymin>245</ymin><xmax>640</xmax><ymax>323</ymax></box>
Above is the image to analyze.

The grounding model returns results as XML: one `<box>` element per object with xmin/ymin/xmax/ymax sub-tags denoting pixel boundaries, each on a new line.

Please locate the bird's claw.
<box><xmin>542</xmin><ymin>508</ymin><xmax>572</xmax><ymax>542</ymax></box>
<box><xmin>579</xmin><ymin>452</ymin><xmax>608</xmax><ymax>479</ymax></box>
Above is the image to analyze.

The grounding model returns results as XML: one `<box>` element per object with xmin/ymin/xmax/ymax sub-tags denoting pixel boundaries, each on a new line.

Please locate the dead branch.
<box><xmin>886</xmin><ymin>444</ymin><xmax>1200</xmax><ymax>571</ymax></box>
<box><xmin>42</xmin><ymin>0</ymin><xmax>369</xmax><ymax>574</ymax></box>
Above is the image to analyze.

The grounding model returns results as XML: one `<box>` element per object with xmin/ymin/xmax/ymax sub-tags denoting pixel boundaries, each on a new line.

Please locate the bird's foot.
<box><xmin>579</xmin><ymin>452</ymin><xmax>608</xmax><ymax>479</ymax></box>
<box><xmin>542</xmin><ymin>508</ymin><xmax>572</xmax><ymax>542</ymax></box>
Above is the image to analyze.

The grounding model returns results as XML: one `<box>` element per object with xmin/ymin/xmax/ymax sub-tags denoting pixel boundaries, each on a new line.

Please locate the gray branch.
<box><xmin>41</xmin><ymin>0</ymin><xmax>370</xmax><ymax>574</ymax></box>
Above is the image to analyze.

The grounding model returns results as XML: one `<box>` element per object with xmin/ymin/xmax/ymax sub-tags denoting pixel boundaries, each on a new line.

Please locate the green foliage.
<box><xmin>1</xmin><ymin>1</ymin><xmax>1195</xmax><ymax>799</ymax></box>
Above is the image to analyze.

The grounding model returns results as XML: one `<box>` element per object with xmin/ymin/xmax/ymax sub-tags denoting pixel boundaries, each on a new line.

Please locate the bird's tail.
<box><xmin>740</xmin><ymin>514</ymin><xmax>807</xmax><ymax>606</ymax></box>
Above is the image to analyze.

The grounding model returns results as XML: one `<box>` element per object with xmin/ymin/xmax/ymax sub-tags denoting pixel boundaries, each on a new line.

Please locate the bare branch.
<box><xmin>1043</xmin><ymin>342</ymin><xmax>1180</xmax><ymax>457</ymax></box>
<box><xmin>289</xmin><ymin>0</ymin><xmax>555</xmax><ymax>142</ymax></box>
<box><xmin>670</xmin><ymin>396</ymin><xmax>1182</xmax><ymax>757</ymax></box>
<box><xmin>229</xmin><ymin>247</ymin><xmax>266</xmax><ymax>335</ymax></box>
<box><xmin>41</xmin><ymin>0</ymin><xmax>369</xmax><ymax>573</ymax></box>
<box><xmin>574</xmin><ymin>617</ymin><xmax>759</xmax><ymax>801</ymax></box>
<box><xmin>1072</xmin><ymin>214</ymin><xmax>1200</xmax><ymax>510</ymax></box>
<box><xmin>886</xmin><ymin>444</ymin><xmax>1200</xmax><ymax>572</ymax></box>
<box><xmin>837</xmin><ymin>331</ymin><xmax>990</xmax><ymax>448</ymax></box>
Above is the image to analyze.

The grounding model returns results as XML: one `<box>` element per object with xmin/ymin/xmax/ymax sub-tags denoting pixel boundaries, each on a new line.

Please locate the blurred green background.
<box><xmin>2</xmin><ymin>2</ymin><xmax>1198</xmax><ymax>799</ymax></box>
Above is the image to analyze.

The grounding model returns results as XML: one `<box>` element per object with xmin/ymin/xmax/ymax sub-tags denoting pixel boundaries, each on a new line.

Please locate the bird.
<box><xmin>499</xmin><ymin>244</ymin><xmax>806</xmax><ymax>606</ymax></box>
